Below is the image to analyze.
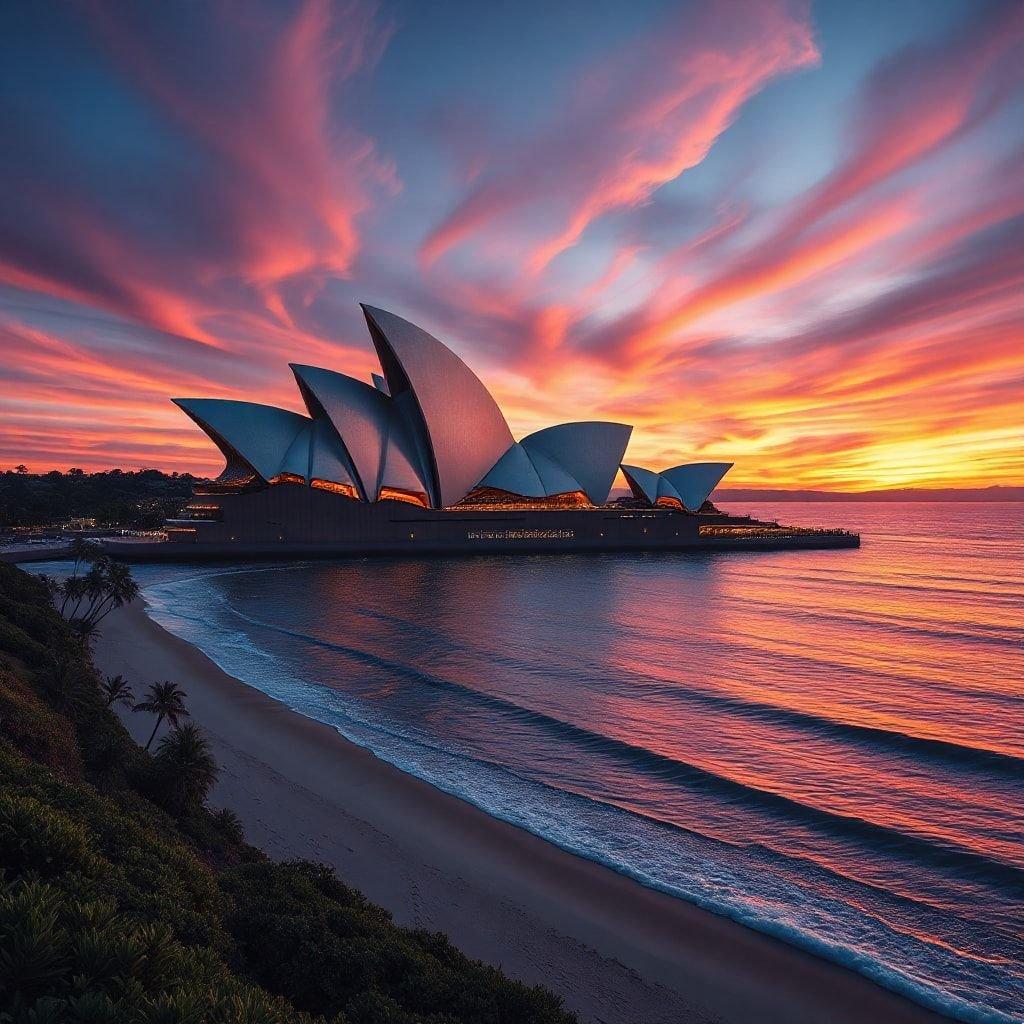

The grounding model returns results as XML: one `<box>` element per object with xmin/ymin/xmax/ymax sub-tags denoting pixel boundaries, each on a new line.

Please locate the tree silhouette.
<box><xmin>133</xmin><ymin>681</ymin><xmax>189</xmax><ymax>751</ymax></box>
<box><xmin>68</xmin><ymin>616</ymin><xmax>101</xmax><ymax>649</ymax></box>
<box><xmin>61</xmin><ymin>559</ymin><xmax>140</xmax><ymax>641</ymax></box>
<box><xmin>101</xmin><ymin>674</ymin><xmax>135</xmax><ymax>708</ymax></box>
<box><xmin>74</xmin><ymin>561</ymin><xmax>108</xmax><ymax>620</ymax></box>
<box><xmin>154</xmin><ymin>723</ymin><xmax>218</xmax><ymax>811</ymax></box>
<box><xmin>58</xmin><ymin>575</ymin><xmax>86</xmax><ymax>617</ymax></box>
<box><xmin>34</xmin><ymin>574</ymin><xmax>59</xmax><ymax>602</ymax></box>
<box><xmin>41</xmin><ymin>655</ymin><xmax>92</xmax><ymax>715</ymax></box>
<box><xmin>85</xmin><ymin>561</ymin><xmax>140</xmax><ymax>625</ymax></box>
<box><xmin>68</xmin><ymin>534</ymin><xmax>96</xmax><ymax>576</ymax></box>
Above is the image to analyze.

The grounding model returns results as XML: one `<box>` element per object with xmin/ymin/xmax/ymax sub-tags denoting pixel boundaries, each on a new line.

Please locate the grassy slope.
<box><xmin>0</xmin><ymin>563</ymin><xmax>575</xmax><ymax>1024</ymax></box>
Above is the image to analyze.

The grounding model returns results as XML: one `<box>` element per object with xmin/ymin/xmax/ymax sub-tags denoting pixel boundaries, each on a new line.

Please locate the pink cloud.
<box><xmin>420</xmin><ymin>0</ymin><xmax>818</xmax><ymax>273</ymax></box>
<box><xmin>0</xmin><ymin>0</ymin><xmax>396</xmax><ymax>352</ymax></box>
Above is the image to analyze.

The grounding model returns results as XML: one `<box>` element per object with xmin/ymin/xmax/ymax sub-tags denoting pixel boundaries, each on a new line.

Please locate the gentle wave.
<box><xmin>341</xmin><ymin>606</ymin><xmax>1024</xmax><ymax>753</ymax></box>
<box><xmin>185</xmin><ymin>595</ymin><xmax>1024</xmax><ymax>895</ymax></box>
<box><xmin>123</xmin><ymin>502</ymin><xmax>1024</xmax><ymax>1024</ymax></box>
<box><xmin>145</xmin><ymin>585</ymin><xmax>1022</xmax><ymax>1024</ymax></box>
<box><xmin>641</xmin><ymin>681</ymin><xmax>1024</xmax><ymax>776</ymax></box>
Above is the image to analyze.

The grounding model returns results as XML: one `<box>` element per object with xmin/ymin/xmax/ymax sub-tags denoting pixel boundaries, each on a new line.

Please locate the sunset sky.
<box><xmin>1</xmin><ymin>0</ymin><xmax>1022</xmax><ymax>489</ymax></box>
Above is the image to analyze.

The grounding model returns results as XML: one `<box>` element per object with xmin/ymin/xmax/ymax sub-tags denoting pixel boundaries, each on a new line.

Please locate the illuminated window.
<box><xmin>454</xmin><ymin>487</ymin><xmax>592</xmax><ymax>510</ymax></box>
<box><xmin>378</xmin><ymin>487</ymin><xmax>430</xmax><ymax>508</ymax></box>
<box><xmin>654</xmin><ymin>496</ymin><xmax>685</xmax><ymax>511</ymax></box>
<box><xmin>269</xmin><ymin>472</ymin><xmax>306</xmax><ymax>486</ymax></box>
<box><xmin>311</xmin><ymin>479</ymin><xmax>359</xmax><ymax>498</ymax></box>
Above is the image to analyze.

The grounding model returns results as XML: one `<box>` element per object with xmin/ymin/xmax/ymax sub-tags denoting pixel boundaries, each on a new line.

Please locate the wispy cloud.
<box><xmin>0</xmin><ymin>0</ymin><xmax>1022</xmax><ymax>488</ymax></box>
<box><xmin>420</xmin><ymin>0</ymin><xmax>817</xmax><ymax>274</ymax></box>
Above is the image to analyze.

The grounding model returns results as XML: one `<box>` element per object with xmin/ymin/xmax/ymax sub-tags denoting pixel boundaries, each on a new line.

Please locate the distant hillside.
<box><xmin>0</xmin><ymin>468</ymin><xmax>200</xmax><ymax>529</ymax></box>
<box><xmin>607</xmin><ymin>484</ymin><xmax>1023</xmax><ymax>502</ymax></box>
<box><xmin>713</xmin><ymin>486</ymin><xmax>1024</xmax><ymax>502</ymax></box>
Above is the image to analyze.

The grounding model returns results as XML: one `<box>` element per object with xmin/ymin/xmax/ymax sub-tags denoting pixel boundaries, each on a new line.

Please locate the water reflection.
<box><xmin>125</xmin><ymin>502</ymin><xmax>1023</xmax><ymax>1022</ymax></box>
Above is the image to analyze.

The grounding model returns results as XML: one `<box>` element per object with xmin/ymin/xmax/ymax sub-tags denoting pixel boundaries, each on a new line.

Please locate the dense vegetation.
<box><xmin>0</xmin><ymin>562</ymin><xmax>575</xmax><ymax>1023</ymax></box>
<box><xmin>0</xmin><ymin>469</ymin><xmax>199</xmax><ymax>530</ymax></box>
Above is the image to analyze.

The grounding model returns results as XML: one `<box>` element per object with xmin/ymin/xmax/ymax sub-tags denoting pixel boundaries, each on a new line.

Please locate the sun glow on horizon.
<box><xmin>1</xmin><ymin>0</ymin><xmax>1022</xmax><ymax>491</ymax></box>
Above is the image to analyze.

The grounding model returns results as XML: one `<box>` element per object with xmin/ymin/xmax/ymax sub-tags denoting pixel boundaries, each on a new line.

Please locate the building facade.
<box><xmin>118</xmin><ymin>305</ymin><xmax>856</xmax><ymax>558</ymax></box>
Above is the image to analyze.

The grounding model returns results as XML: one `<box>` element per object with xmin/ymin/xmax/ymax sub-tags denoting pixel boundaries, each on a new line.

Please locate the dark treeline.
<box><xmin>0</xmin><ymin>468</ymin><xmax>200</xmax><ymax>530</ymax></box>
<box><xmin>0</xmin><ymin>562</ymin><xmax>575</xmax><ymax>1023</ymax></box>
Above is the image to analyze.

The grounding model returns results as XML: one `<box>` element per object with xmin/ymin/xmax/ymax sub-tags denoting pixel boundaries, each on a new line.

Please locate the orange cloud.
<box><xmin>2</xmin><ymin>0</ymin><xmax>1023</xmax><ymax>492</ymax></box>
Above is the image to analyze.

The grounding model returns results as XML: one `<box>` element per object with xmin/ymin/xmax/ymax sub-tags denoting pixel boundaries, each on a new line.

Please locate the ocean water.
<box><xmin>38</xmin><ymin>502</ymin><xmax>1024</xmax><ymax>1022</ymax></box>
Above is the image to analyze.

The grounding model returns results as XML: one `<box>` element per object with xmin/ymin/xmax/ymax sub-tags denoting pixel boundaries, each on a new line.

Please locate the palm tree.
<box><xmin>68</xmin><ymin>562</ymin><xmax>106</xmax><ymax>620</ymax></box>
<box><xmin>101</xmin><ymin>674</ymin><xmax>135</xmax><ymax>708</ymax></box>
<box><xmin>80</xmin><ymin>558</ymin><xmax>112</xmax><ymax>617</ymax></box>
<box><xmin>154</xmin><ymin>723</ymin><xmax>218</xmax><ymax>811</ymax></box>
<box><xmin>59</xmin><ymin>575</ymin><xmax>86</xmax><ymax>617</ymax></box>
<box><xmin>68</xmin><ymin>616</ymin><xmax>101</xmax><ymax>649</ymax></box>
<box><xmin>68</xmin><ymin>533</ymin><xmax>96</xmax><ymax>575</ymax></box>
<box><xmin>64</xmin><ymin>561</ymin><xmax>139</xmax><ymax>643</ymax></box>
<box><xmin>42</xmin><ymin>655</ymin><xmax>91</xmax><ymax>715</ymax></box>
<box><xmin>88</xmin><ymin>562</ymin><xmax>140</xmax><ymax>625</ymax></box>
<box><xmin>133</xmin><ymin>681</ymin><xmax>190</xmax><ymax>751</ymax></box>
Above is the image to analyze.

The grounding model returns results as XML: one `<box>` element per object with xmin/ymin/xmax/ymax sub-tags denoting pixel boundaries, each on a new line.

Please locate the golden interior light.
<box><xmin>310</xmin><ymin>479</ymin><xmax>359</xmax><ymax>498</ymax></box>
<box><xmin>454</xmin><ymin>487</ymin><xmax>593</xmax><ymax>510</ymax></box>
<box><xmin>378</xmin><ymin>487</ymin><xmax>430</xmax><ymax>508</ymax></box>
<box><xmin>654</xmin><ymin>495</ymin><xmax>685</xmax><ymax>511</ymax></box>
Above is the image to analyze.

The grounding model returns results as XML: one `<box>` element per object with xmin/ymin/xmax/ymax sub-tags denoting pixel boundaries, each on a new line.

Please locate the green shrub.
<box><xmin>0</xmin><ymin>745</ymin><xmax>234</xmax><ymax>955</ymax></box>
<box><xmin>220</xmin><ymin>861</ymin><xmax>574</xmax><ymax>1023</ymax></box>
<box><xmin>0</xmin><ymin>619</ymin><xmax>49</xmax><ymax>669</ymax></box>
<box><xmin>151</xmin><ymin>724</ymin><xmax>219</xmax><ymax>814</ymax></box>
<box><xmin>0</xmin><ymin>666</ymin><xmax>81</xmax><ymax>774</ymax></box>
<box><xmin>0</xmin><ymin>563</ymin><xmax>577</xmax><ymax>1024</ymax></box>
<box><xmin>0</xmin><ymin>791</ymin><xmax>100</xmax><ymax>879</ymax></box>
<box><xmin>212</xmin><ymin>808</ymin><xmax>246</xmax><ymax>846</ymax></box>
<box><xmin>0</xmin><ymin>595</ymin><xmax>64</xmax><ymax>647</ymax></box>
<box><xmin>0</xmin><ymin>877</ymin><xmax>322</xmax><ymax>1024</ymax></box>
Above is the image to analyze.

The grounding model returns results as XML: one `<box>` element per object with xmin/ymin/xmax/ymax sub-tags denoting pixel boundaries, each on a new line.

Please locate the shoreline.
<box><xmin>93</xmin><ymin>597</ymin><xmax>950</xmax><ymax>1024</ymax></box>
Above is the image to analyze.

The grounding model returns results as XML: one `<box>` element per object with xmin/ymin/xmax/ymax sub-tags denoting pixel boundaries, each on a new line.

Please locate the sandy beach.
<box><xmin>92</xmin><ymin>597</ymin><xmax>949</xmax><ymax>1024</ymax></box>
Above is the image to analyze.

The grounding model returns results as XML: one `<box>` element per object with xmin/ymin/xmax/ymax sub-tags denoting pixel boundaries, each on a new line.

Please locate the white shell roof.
<box><xmin>660</xmin><ymin>463</ymin><xmax>733</xmax><ymax>512</ymax></box>
<box><xmin>175</xmin><ymin>304</ymin><xmax>731</xmax><ymax>511</ymax></box>
<box><xmin>656</xmin><ymin>475</ymin><xmax>684</xmax><ymax>505</ymax></box>
<box><xmin>309</xmin><ymin>418</ymin><xmax>357</xmax><ymax>488</ymax></box>
<box><xmin>622</xmin><ymin>462</ymin><xmax>733</xmax><ymax>511</ymax></box>
<box><xmin>526</xmin><ymin>448</ymin><xmax>583</xmax><ymax>496</ymax></box>
<box><xmin>621</xmin><ymin>464</ymin><xmax>661</xmax><ymax>504</ymax></box>
<box><xmin>362</xmin><ymin>305</ymin><xmax>514</xmax><ymax>509</ymax></box>
<box><xmin>480</xmin><ymin>442</ymin><xmax>548</xmax><ymax>497</ymax></box>
<box><xmin>380</xmin><ymin>407</ymin><xmax>431</xmax><ymax>497</ymax></box>
<box><xmin>280</xmin><ymin>421</ymin><xmax>313</xmax><ymax>479</ymax></box>
<box><xmin>173</xmin><ymin>399</ymin><xmax>309</xmax><ymax>483</ymax></box>
<box><xmin>521</xmin><ymin>422</ymin><xmax>632</xmax><ymax>505</ymax></box>
<box><xmin>291</xmin><ymin>365</ymin><xmax>390</xmax><ymax>500</ymax></box>
<box><xmin>479</xmin><ymin>441</ymin><xmax>588</xmax><ymax>499</ymax></box>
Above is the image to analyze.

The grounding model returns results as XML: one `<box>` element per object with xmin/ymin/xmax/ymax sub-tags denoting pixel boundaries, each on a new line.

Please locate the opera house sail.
<box><xmin>110</xmin><ymin>305</ymin><xmax>857</xmax><ymax>560</ymax></box>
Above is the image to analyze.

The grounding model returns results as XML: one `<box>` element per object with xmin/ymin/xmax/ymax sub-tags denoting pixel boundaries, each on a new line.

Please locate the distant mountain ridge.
<box><xmin>609</xmin><ymin>485</ymin><xmax>1023</xmax><ymax>502</ymax></box>
<box><xmin>713</xmin><ymin>485</ymin><xmax>1024</xmax><ymax>502</ymax></box>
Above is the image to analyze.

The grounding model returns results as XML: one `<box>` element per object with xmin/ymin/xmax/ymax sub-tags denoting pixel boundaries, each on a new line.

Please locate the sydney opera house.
<box><xmin>115</xmin><ymin>305</ymin><xmax>857</xmax><ymax>559</ymax></box>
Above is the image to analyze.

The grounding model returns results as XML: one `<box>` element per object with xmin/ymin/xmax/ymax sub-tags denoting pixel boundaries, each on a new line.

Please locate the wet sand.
<box><xmin>93</xmin><ymin>598</ymin><xmax>949</xmax><ymax>1024</ymax></box>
